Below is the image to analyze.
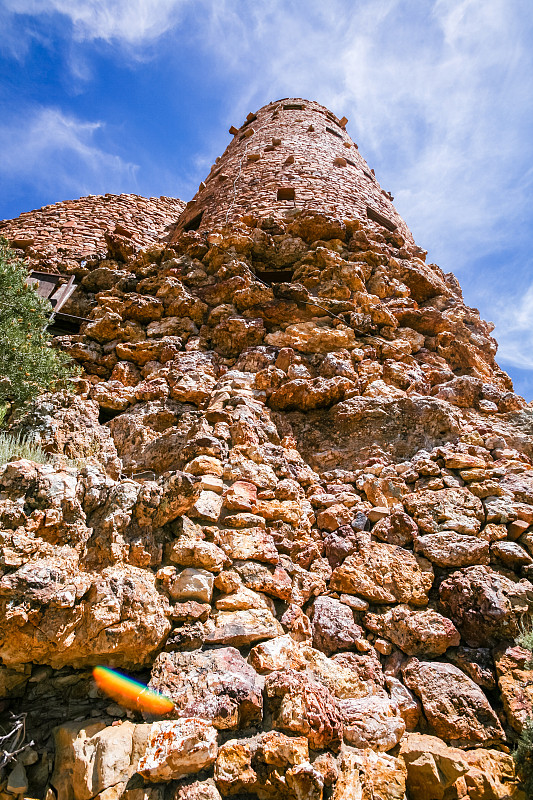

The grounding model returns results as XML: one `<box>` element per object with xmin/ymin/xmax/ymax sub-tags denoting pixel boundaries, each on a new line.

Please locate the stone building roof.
<box><xmin>0</xmin><ymin>192</ymin><xmax>185</xmax><ymax>267</ymax></box>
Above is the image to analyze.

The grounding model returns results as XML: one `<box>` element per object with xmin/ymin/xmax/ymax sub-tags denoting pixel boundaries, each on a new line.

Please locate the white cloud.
<box><xmin>4</xmin><ymin>0</ymin><xmax>188</xmax><ymax>45</ymax></box>
<box><xmin>188</xmin><ymin>0</ymin><xmax>532</xmax><ymax>270</ymax></box>
<box><xmin>0</xmin><ymin>108</ymin><xmax>137</xmax><ymax>201</ymax></box>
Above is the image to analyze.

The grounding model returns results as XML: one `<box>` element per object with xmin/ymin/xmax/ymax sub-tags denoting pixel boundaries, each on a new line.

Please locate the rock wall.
<box><xmin>0</xmin><ymin>193</ymin><xmax>185</xmax><ymax>269</ymax></box>
<box><xmin>0</xmin><ymin>100</ymin><xmax>531</xmax><ymax>800</ymax></box>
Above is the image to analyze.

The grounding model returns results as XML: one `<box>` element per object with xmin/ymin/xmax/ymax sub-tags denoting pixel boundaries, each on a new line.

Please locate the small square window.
<box><xmin>277</xmin><ymin>187</ymin><xmax>295</xmax><ymax>201</ymax></box>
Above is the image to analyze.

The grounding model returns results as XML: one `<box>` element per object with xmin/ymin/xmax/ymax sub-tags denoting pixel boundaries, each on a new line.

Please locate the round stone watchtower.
<box><xmin>174</xmin><ymin>98</ymin><xmax>414</xmax><ymax>245</ymax></box>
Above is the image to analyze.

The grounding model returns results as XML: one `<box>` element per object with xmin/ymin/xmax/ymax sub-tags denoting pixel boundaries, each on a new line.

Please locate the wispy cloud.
<box><xmin>0</xmin><ymin>108</ymin><xmax>137</xmax><ymax>205</ymax></box>
<box><xmin>192</xmin><ymin>0</ymin><xmax>533</xmax><ymax>272</ymax></box>
<box><xmin>3</xmin><ymin>0</ymin><xmax>188</xmax><ymax>45</ymax></box>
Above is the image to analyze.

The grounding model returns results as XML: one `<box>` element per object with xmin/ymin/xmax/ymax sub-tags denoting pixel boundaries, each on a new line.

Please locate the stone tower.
<box><xmin>175</xmin><ymin>98</ymin><xmax>415</xmax><ymax>246</ymax></box>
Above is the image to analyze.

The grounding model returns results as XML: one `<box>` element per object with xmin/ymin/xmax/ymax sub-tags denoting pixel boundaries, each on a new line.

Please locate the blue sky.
<box><xmin>2</xmin><ymin>0</ymin><xmax>533</xmax><ymax>399</ymax></box>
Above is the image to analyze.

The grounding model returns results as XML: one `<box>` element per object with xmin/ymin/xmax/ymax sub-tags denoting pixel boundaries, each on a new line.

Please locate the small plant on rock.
<box><xmin>514</xmin><ymin>622</ymin><xmax>533</xmax><ymax>795</ymax></box>
<box><xmin>0</xmin><ymin>238</ymin><xmax>77</xmax><ymax>408</ymax></box>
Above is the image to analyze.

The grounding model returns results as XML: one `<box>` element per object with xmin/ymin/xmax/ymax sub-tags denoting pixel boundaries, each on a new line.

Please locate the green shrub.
<box><xmin>0</xmin><ymin>238</ymin><xmax>78</xmax><ymax>406</ymax></box>
<box><xmin>514</xmin><ymin>618</ymin><xmax>533</xmax><ymax>793</ymax></box>
<box><xmin>515</xmin><ymin>718</ymin><xmax>533</xmax><ymax>797</ymax></box>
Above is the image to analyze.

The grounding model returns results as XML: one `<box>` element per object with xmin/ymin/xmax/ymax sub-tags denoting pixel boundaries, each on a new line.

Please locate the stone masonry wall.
<box><xmin>175</xmin><ymin>98</ymin><xmax>415</xmax><ymax>246</ymax></box>
<box><xmin>0</xmin><ymin>193</ymin><xmax>185</xmax><ymax>268</ymax></box>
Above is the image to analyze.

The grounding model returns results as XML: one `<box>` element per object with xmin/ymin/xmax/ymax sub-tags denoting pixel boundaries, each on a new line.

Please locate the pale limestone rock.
<box><xmin>137</xmin><ymin>719</ymin><xmax>217</xmax><ymax>782</ymax></box>
<box><xmin>223</xmin><ymin>450</ymin><xmax>278</xmax><ymax>489</ymax></box>
<box><xmin>249</xmin><ymin>634</ymin><xmax>307</xmax><ymax>673</ymax></box>
<box><xmin>265</xmin><ymin>320</ymin><xmax>357</xmax><ymax>353</ymax></box>
<box><xmin>339</xmin><ymin>695</ymin><xmax>405</xmax><ymax>751</ymax></box>
<box><xmin>167</xmin><ymin>538</ymin><xmax>227</xmax><ymax>573</ymax></box>
<box><xmin>385</xmin><ymin>675</ymin><xmax>421</xmax><ymax>730</ymax></box>
<box><xmin>214</xmin><ymin>739</ymin><xmax>258</xmax><ymax>796</ymax></box>
<box><xmin>169</xmin><ymin>568</ymin><xmax>214</xmax><ymax>603</ymax></box>
<box><xmin>403</xmin><ymin>487</ymin><xmax>484</xmax><ymax>535</ymax></box>
<box><xmin>206</xmin><ymin>607</ymin><xmax>284</xmax><ymax>646</ymax></box>
<box><xmin>300</xmin><ymin>646</ymin><xmax>382</xmax><ymax>700</ymax></box>
<box><xmin>215</xmin><ymin>586</ymin><xmax>275</xmax><ymax>612</ymax></box>
<box><xmin>333</xmin><ymin>747</ymin><xmax>407</xmax><ymax>800</ymax></box>
<box><xmin>215</xmin><ymin>527</ymin><xmax>279</xmax><ymax>563</ymax></box>
<box><xmin>191</xmin><ymin>490</ymin><xmax>223</xmax><ymax>522</ymax></box>
<box><xmin>51</xmin><ymin>720</ymin><xmax>150</xmax><ymax>800</ymax></box>
<box><xmin>414</xmin><ymin>530</ymin><xmax>489</xmax><ymax>567</ymax></box>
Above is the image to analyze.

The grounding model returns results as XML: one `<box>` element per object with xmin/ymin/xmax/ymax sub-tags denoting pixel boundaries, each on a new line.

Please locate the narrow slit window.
<box><xmin>326</xmin><ymin>126</ymin><xmax>342</xmax><ymax>139</ymax></box>
<box><xmin>277</xmin><ymin>187</ymin><xmax>295</xmax><ymax>201</ymax></box>
<box><xmin>183</xmin><ymin>211</ymin><xmax>204</xmax><ymax>232</ymax></box>
<box><xmin>283</xmin><ymin>103</ymin><xmax>304</xmax><ymax>110</ymax></box>
<box><xmin>366</xmin><ymin>206</ymin><xmax>397</xmax><ymax>232</ymax></box>
<box><xmin>255</xmin><ymin>268</ymin><xmax>294</xmax><ymax>285</ymax></box>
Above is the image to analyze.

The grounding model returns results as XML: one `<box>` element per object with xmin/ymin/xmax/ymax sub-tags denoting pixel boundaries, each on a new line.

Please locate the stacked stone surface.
<box><xmin>0</xmin><ymin>99</ymin><xmax>531</xmax><ymax>799</ymax></box>
<box><xmin>0</xmin><ymin>193</ymin><xmax>185</xmax><ymax>268</ymax></box>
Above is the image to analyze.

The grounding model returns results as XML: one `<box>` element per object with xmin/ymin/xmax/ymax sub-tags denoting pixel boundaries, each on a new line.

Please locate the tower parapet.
<box><xmin>174</xmin><ymin>98</ymin><xmax>414</xmax><ymax>244</ymax></box>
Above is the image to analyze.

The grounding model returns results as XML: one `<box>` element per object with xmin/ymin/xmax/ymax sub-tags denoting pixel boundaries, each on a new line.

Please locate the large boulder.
<box><xmin>0</xmin><ymin>562</ymin><xmax>171</xmax><ymax>669</ymax></box>
<box><xmin>438</xmin><ymin>565</ymin><xmax>533</xmax><ymax>647</ymax></box>
<box><xmin>51</xmin><ymin>719</ymin><xmax>151</xmax><ymax>800</ymax></box>
<box><xmin>364</xmin><ymin>605</ymin><xmax>460</xmax><ymax>657</ymax></box>
<box><xmin>148</xmin><ymin>648</ymin><xmax>263</xmax><ymax>729</ymax></box>
<box><xmin>265</xmin><ymin>669</ymin><xmax>343</xmax><ymax>751</ymax></box>
<box><xmin>330</xmin><ymin>533</ymin><xmax>434</xmax><ymax>605</ymax></box>
<box><xmin>401</xmin><ymin>658</ymin><xmax>505</xmax><ymax>747</ymax></box>
<box><xmin>332</xmin><ymin>747</ymin><xmax>407</xmax><ymax>800</ymax></box>
<box><xmin>403</xmin><ymin>487</ymin><xmax>485</xmax><ymax>536</ymax></box>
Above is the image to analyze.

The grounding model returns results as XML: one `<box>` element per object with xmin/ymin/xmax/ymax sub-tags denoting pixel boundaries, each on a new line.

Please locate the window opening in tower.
<box><xmin>326</xmin><ymin>127</ymin><xmax>343</xmax><ymax>138</ymax></box>
<box><xmin>366</xmin><ymin>206</ymin><xmax>397</xmax><ymax>232</ymax></box>
<box><xmin>254</xmin><ymin>268</ymin><xmax>294</xmax><ymax>286</ymax></box>
<box><xmin>277</xmin><ymin>187</ymin><xmax>295</xmax><ymax>201</ymax></box>
<box><xmin>182</xmin><ymin>211</ymin><xmax>204</xmax><ymax>232</ymax></box>
<box><xmin>283</xmin><ymin>103</ymin><xmax>304</xmax><ymax>110</ymax></box>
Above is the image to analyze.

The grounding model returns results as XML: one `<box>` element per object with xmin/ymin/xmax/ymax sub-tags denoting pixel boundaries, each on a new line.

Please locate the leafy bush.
<box><xmin>515</xmin><ymin>718</ymin><xmax>533</xmax><ymax>797</ymax></box>
<box><xmin>518</xmin><ymin>627</ymin><xmax>533</xmax><ymax>662</ymax></box>
<box><xmin>0</xmin><ymin>238</ymin><xmax>77</xmax><ymax>406</ymax></box>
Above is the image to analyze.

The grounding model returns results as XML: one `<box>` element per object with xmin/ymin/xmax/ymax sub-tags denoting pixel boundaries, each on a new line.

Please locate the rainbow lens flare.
<box><xmin>93</xmin><ymin>666</ymin><xmax>174</xmax><ymax>714</ymax></box>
